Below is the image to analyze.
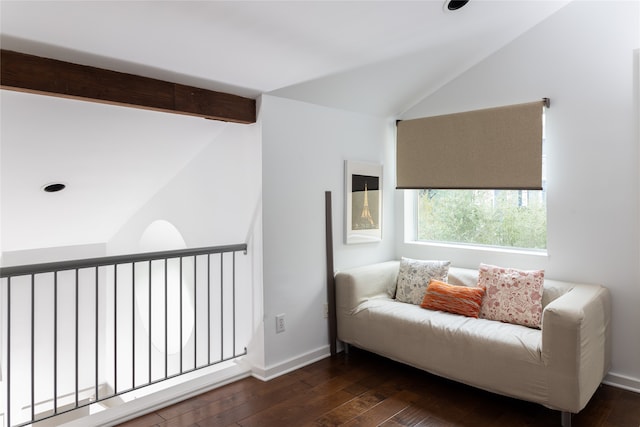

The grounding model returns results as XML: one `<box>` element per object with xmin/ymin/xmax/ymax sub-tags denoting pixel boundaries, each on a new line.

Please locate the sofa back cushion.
<box><xmin>541</xmin><ymin>279</ymin><xmax>574</xmax><ymax>307</ymax></box>
<box><xmin>448</xmin><ymin>266</ymin><xmax>574</xmax><ymax>322</ymax></box>
<box><xmin>448</xmin><ymin>267</ymin><xmax>479</xmax><ymax>288</ymax></box>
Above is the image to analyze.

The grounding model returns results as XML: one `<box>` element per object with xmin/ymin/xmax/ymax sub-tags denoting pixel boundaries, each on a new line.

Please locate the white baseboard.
<box><xmin>60</xmin><ymin>361</ymin><xmax>251</xmax><ymax>427</ymax></box>
<box><xmin>603</xmin><ymin>372</ymin><xmax>640</xmax><ymax>394</ymax></box>
<box><xmin>251</xmin><ymin>345</ymin><xmax>331</xmax><ymax>381</ymax></box>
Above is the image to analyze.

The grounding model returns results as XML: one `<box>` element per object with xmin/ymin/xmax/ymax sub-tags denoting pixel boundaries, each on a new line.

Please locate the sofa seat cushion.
<box><xmin>346</xmin><ymin>298</ymin><xmax>549</xmax><ymax>404</ymax></box>
<box><xmin>354</xmin><ymin>298</ymin><xmax>542</xmax><ymax>362</ymax></box>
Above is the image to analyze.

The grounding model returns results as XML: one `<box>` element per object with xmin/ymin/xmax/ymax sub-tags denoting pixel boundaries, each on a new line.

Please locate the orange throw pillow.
<box><xmin>420</xmin><ymin>279</ymin><xmax>485</xmax><ymax>318</ymax></box>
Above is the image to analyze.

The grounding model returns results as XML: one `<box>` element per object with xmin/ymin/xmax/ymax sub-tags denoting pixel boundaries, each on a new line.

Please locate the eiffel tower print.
<box><xmin>352</xmin><ymin>174</ymin><xmax>379</xmax><ymax>230</ymax></box>
<box><xmin>359</xmin><ymin>182</ymin><xmax>375</xmax><ymax>228</ymax></box>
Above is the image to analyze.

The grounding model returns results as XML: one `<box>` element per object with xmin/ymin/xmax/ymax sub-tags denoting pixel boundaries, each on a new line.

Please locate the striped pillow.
<box><xmin>420</xmin><ymin>280</ymin><xmax>485</xmax><ymax>318</ymax></box>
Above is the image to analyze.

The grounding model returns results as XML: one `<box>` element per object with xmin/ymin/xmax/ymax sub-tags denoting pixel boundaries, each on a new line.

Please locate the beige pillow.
<box><xmin>395</xmin><ymin>257</ymin><xmax>450</xmax><ymax>305</ymax></box>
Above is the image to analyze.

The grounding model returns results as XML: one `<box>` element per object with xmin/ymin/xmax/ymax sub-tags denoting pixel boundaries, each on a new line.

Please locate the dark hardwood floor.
<box><xmin>118</xmin><ymin>347</ymin><xmax>640</xmax><ymax>427</ymax></box>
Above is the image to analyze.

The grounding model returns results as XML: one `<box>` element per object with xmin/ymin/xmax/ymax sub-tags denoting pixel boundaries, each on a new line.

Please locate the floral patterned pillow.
<box><xmin>477</xmin><ymin>264</ymin><xmax>545</xmax><ymax>328</ymax></box>
<box><xmin>395</xmin><ymin>258</ymin><xmax>451</xmax><ymax>305</ymax></box>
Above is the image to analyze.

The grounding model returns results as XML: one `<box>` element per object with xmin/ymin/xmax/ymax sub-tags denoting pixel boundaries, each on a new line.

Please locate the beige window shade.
<box><xmin>396</xmin><ymin>100</ymin><xmax>546</xmax><ymax>190</ymax></box>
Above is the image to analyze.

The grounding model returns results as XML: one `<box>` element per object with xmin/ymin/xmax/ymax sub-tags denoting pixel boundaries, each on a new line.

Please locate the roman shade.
<box><xmin>396</xmin><ymin>100</ymin><xmax>547</xmax><ymax>190</ymax></box>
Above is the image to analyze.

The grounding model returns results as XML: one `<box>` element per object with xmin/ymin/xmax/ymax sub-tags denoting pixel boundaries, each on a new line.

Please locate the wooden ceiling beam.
<box><xmin>0</xmin><ymin>49</ymin><xmax>256</xmax><ymax>124</ymax></box>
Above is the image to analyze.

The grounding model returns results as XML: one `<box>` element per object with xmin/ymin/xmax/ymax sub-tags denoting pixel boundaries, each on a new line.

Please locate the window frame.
<box><xmin>404</xmin><ymin>189</ymin><xmax>549</xmax><ymax>256</ymax></box>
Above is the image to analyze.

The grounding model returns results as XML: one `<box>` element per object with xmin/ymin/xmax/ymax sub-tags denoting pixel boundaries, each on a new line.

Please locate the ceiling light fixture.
<box><xmin>445</xmin><ymin>0</ymin><xmax>470</xmax><ymax>11</ymax></box>
<box><xmin>42</xmin><ymin>183</ymin><xmax>66</xmax><ymax>193</ymax></box>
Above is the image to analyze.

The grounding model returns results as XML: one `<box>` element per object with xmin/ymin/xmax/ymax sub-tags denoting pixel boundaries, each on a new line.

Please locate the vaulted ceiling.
<box><xmin>0</xmin><ymin>0</ymin><xmax>571</xmax><ymax>254</ymax></box>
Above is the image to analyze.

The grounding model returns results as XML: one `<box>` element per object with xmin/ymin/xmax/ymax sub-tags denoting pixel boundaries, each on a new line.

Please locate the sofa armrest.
<box><xmin>541</xmin><ymin>283</ymin><xmax>611</xmax><ymax>412</ymax></box>
<box><xmin>335</xmin><ymin>261</ymin><xmax>399</xmax><ymax>313</ymax></box>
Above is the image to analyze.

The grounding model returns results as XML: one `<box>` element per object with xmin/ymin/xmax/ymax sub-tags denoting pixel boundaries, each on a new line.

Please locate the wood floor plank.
<box><xmin>381</xmin><ymin>404</ymin><xmax>434</xmax><ymax>427</ymax></box>
<box><xmin>309</xmin><ymin>366</ymin><xmax>418</xmax><ymax>426</ymax></box>
<box><xmin>378</xmin><ymin>404</ymin><xmax>439</xmax><ymax>427</ymax></box>
<box><xmin>414</xmin><ymin>416</ymin><xmax>456</xmax><ymax>427</ymax></box>
<box><xmin>600</xmin><ymin>387</ymin><xmax>640</xmax><ymax>427</ymax></box>
<box><xmin>155</xmin><ymin>392</ymin><xmax>250</xmax><ymax>427</ymax></box>
<box><xmin>237</xmin><ymin>363</ymin><xmax>384</xmax><ymax>427</ymax></box>
<box><xmin>194</xmin><ymin>378</ymin><xmax>313</xmax><ymax>426</ymax></box>
<box><xmin>313</xmin><ymin>391</ymin><xmax>388</xmax><ymax>426</ymax></box>
<box><xmin>155</xmin><ymin>374</ymin><xmax>310</xmax><ymax>427</ymax></box>
<box><xmin>238</xmin><ymin>389</ymin><xmax>355</xmax><ymax>427</ymax></box>
<box><xmin>340</xmin><ymin>389</ymin><xmax>415</xmax><ymax>427</ymax></box>
<box><xmin>116</xmin><ymin>411</ymin><xmax>166</xmax><ymax>427</ymax></box>
<box><xmin>155</xmin><ymin>378</ymin><xmax>258</xmax><ymax>420</ymax></box>
<box><xmin>312</xmin><ymin>379</ymin><xmax>411</xmax><ymax>427</ymax></box>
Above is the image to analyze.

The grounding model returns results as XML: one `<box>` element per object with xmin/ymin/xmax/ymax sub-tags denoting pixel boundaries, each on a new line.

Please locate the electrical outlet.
<box><xmin>276</xmin><ymin>314</ymin><xmax>285</xmax><ymax>333</ymax></box>
<box><xmin>323</xmin><ymin>303</ymin><xmax>329</xmax><ymax>318</ymax></box>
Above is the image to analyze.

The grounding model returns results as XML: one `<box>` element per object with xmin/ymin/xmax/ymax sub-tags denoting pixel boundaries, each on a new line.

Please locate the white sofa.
<box><xmin>335</xmin><ymin>261</ymin><xmax>611</xmax><ymax>426</ymax></box>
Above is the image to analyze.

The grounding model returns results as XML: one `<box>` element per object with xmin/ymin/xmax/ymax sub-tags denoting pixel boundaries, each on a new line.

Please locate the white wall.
<box><xmin>106</xmin><ymin>121</ymin><xmax>263</xmax><ymax>379</ymax></box>
<box><xmin>107</xmin><ymin>122</ymin><xmax>261</xmax><ymax>253</ymax></box>
<box><xmin>0</xmin><ymin>243</ymin><xmax>107</xmax><ymax>266</ymax></box>
<box><xmin>259</xmin><ymin>95</ymin><xmax>395</xmax><ymax>375</ymax></box>
<box><xmin>398</xmin><ymin>0</ymin><xmax>640</xmax><ymax>389</ymax></box>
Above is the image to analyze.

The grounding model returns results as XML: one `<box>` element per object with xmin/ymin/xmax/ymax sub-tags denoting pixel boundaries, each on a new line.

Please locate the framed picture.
<box><xmin>345</xmin><ymin>160</ymin><xmax>382</xmax><ymax>244</ymax></box>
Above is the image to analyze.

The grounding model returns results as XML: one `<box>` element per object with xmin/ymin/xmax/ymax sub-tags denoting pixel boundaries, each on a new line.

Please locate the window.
<box><xmin>415</xmin><ymin>189</ymin><xmax>547</xmax><ymax>250</ymax></box>
<box><xmin>404</xmin><ymin>102</ymin><xmax>548</xmax><ymax>251</ymax></box>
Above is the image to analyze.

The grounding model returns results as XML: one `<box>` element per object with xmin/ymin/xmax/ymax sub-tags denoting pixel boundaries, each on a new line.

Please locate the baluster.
<box><xmin>54</xmin><ymin>271</ymin><xmax>58</xmax><ymax>416</ymax></box>
<box><xmin>132</xmin><ymin>263</ymin><xmax>135</xmax><ymax>390</ymax></box>
<box><xmin>95</xmin><ymin>267</ymin><xmax>99</xmax><ymax>402</ymax></box>
<box><xmin>31</xmin><ymin>274</ymin><xmax>35</xmax><ymax>422</ymax></box>
<box><xmin>207</xmin><ymin>254</ymin><xmax>211</xmax><ymax>365</ymax></box>
<box><xmin>75</xmin><ymin>269</ymin><xmax>79</xmax><ymax>409</ymax></box>
<box><xmin>114</xmin><ymin>264</ymin><xmax>118</xmax><ymax>394</ymax></box>
<box><xmin>194</xmin><ymin>256</ymin><xmax>197</xmax><ymax>370</ymax></box>
<box><xmin>7</xmin><ymin>277</ymin><xmax>11</xmax><ymax>427</ymax></box>
<box><xmin>233</xmin><ymin>252</ymin><xmax>236</xmax><ymax>357</ymax></box>
<box><xmin>179</xmin><ymin>257</ymin><xmax>183</xmax><ymax>374</ymax></box>
<box><xmin>148</xmin><ymin>261</ymin><xmax>152</xmax><ymax>384</ymax></box>
<box><xmin>164</xmin><ymin>259</ymin><xmax>168</xmax><ymax>379</ymax></box>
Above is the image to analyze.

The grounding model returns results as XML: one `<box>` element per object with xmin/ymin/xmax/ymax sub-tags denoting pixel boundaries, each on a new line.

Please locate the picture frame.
<box><xmin>345</xmin><ymin>160</ymin><xmax>382</xmax><ymax>244</ymax></box>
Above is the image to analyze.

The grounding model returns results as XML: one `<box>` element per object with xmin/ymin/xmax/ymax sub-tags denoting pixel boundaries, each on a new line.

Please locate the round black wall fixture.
<box><xmin>43</xmin><ymin>183</ymin><xmax>66</xmax><ymax>193</ymax></box>
<box><xmin>446</xmin><ymin>0</ymin><xmax>470</xmax><ymax>11</ymax></box>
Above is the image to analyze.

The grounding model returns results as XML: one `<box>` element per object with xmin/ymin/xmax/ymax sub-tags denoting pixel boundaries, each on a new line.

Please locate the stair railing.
<box><xmin>0</xmin><ymin>243</ymin><xmax>248</xmax><ymax>427</ymax></box>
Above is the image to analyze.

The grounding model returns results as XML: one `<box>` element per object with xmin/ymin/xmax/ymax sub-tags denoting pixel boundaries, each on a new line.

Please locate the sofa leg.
<box><xmin>343</xmin><ymin>343</ymin><xmax>350</xmax><ymax>355</ymax></box>
<box><xmin>561</xmin><ymin>411</ymin><xmax>572</xmax><ymax>427</ymax></box>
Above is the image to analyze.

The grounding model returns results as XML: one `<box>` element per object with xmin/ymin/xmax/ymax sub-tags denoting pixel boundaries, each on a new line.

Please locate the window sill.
<box><xmin>404</xmin><ymin>240</ymin><xmax>548</xmax><ymax>258</ymax></box>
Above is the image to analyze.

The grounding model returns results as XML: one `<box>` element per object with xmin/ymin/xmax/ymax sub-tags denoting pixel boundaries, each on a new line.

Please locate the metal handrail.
<box><xmin>1</xmin><ymin>242</ymin><xmax>249</xmax><ymax>427</ymax></box>
<box><xmin>0</xmin><ymin>243</ymin><xmax>247</xmax><ymax>278</ymax></box>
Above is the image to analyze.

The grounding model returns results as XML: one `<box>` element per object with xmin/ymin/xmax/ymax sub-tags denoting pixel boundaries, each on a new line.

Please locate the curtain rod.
<box><xmin>396</xmin><ymin>98</ymin><xmax>551</xmax><ymax>125</ymax></box>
